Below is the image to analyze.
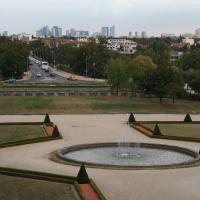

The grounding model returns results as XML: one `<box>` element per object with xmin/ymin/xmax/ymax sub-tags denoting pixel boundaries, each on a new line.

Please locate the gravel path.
<box><xmin>0</xmin><ymin>114</ymin><xmax>200</xmax><ymax>200</ymax></box>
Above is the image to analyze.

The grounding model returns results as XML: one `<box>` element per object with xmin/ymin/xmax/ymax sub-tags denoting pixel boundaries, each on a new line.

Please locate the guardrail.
<box><xmin>0</xmin><ymin>90</ymin><xmax>140</xmax><ymax>97</ymax></box>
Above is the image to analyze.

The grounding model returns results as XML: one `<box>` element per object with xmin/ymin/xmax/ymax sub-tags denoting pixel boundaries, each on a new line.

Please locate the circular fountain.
<box><xmin>56</xmin><ymin>142</ymin><xmax>200</xmax><ymax>169</ymax></box>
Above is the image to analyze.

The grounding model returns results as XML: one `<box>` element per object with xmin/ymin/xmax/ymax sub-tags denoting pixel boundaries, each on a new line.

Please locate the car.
<box><xmin>4</xmin><ymin>78</ymin><xmax>16</xmax><ymax>84</ymax></box>
<box><xmin>36</xmin><ymin>72</ymin><xmax>42</xmax><ymax>77</ymax></box>
<box><xmin>67</xmin><ymin>76</ymin><xmax>76</xmax><ymax>81</ymax></box>
<box><xmin>45</xmin><ymin>69</ymin><xmax>50</xmax><ymax>72</ymax></box>
<box><xmin>49</xmin><ymin>72</ymin><xmax>56</xmax><ymax>77</ymax></box>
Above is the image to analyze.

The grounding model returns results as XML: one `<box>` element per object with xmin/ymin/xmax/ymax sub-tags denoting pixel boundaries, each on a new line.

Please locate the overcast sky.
<box><xmin>0</xmin><ymin>0</ymin><xmax>199</xmax><ymax>36</ymax></box>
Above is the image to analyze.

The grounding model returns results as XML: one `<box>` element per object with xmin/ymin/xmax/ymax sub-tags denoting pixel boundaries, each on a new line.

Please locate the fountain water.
<box><xmin>115</xmin><ymin>142</ymin><xmax>141</xmax><ymax>158</ymax></box>
<box><xmin>57</xmin><ymin>142</ymin><xmax>200</xmax><ymax>169</ymax></box>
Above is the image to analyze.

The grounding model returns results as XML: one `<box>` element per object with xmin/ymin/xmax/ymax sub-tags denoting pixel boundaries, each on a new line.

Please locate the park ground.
<box><xmin>0</xmin><ymin>114</ymin><xmax>200</xmax><ymax>200</ymax></box>
<box><xmin>0</xmin><ymin>96</ymin><xmax>200</xmax><ymax>114</ymax></box>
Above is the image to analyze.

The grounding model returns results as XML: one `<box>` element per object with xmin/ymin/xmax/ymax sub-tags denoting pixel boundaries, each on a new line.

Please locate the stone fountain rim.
<box><xmin>56</xmin><ymin>142</ymin><xmax>200</xmax><ymax>170</ymax></box>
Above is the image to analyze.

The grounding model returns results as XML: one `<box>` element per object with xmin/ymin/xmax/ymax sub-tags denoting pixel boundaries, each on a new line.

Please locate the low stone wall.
<box><xmin>0</xmin><ymin>91</ymin><xmax>138</xmax><ymax>97</ymax></box>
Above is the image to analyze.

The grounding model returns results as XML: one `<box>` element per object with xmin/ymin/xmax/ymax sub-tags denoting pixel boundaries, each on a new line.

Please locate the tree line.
<box><xmin>0</xmin><ymin>37</ymin><xmax>29</xmax><ymax>80</ymax></box>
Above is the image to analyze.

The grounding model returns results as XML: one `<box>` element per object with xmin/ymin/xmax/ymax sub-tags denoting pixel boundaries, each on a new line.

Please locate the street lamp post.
<box><xmin>85</xmin><ymin>56</ymin><xmax>88</xmax><ymax>77</ymax></box>
<box><xmin>93</xmin><ymin>62</ymin><xmax>96</xmax><ymax>81</ymax></box>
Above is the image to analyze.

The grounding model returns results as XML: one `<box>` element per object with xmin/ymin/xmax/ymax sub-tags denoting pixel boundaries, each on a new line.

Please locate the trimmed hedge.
<box><xmin>52</xmin><ymin>126</ymin><xmax>60</xmax><ymax>137</ymax></box>
<box><xmin>44</xmin><ymin>113</ymin><xmax>51</xmax><ymax>123</ymax></box>
<box><xmin>77</xmin><ymin>165</ymin><xmax>90</xmax><ymax>184</ymax></box>
<box><xmin>128</xmin><ymin>113</ymin><xmax>136</xmax><ymax>124</ymax></box>
<box><xmin>184</xmin><ymin>113</ymin><xmax>192</xmax><ymax>122</ymax></box>
<box><xmin>153</xmin><ymin>124</ymin><xmax>162</xmax><ymax>136</ymax></box>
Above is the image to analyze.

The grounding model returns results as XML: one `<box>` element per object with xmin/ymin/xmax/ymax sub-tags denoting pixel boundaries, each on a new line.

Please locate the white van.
<box><xmin>41</xmin><ymin>62</ymin><xmax>49</xmax><ymax>70</ymax></box>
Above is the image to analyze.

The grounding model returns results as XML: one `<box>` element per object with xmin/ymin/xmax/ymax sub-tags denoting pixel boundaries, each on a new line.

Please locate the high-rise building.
<box><xmin>129</xmin><ymin>31</ymin><xmax>132</xmax><ymax>38</ymax></box>
<box><xmin>51</xmin><ymin>26</ymin><xmax>62</xmax><ymax>37</ymax></box>
<box><xmin>42</xmin><ymin>26</ymin><xmax>51</xmax><ymax>37</ymax></box>
<box><xmin>141</xmin><ymin>31</ymin><xmax>146</xmax><ymax>38</ymax></box>
<box><xmin>161</xmin><ymin>33</ymin><xmax>176</xmax><ymax>38</ymax></box>
<box><xmin>70</xmin><ymin>28</ymin><xmax>76</xmax><ymax>37</ymax></box>
<box><xmin>36</xmin><ymin>26</ymin><xmax>62</xmax><ymax>37</ymax></box>
<box><xmin>36</xmin><ymin>26</ymin><xmax>51</xmax><ymax>37</ymax></box>
<box><xmin>66</xmin><ymin>30</ymin><xmax>70</xmax><ymax>37</ymax></box>
<box><xmin>135</xmin><ymin>31</ymin><xmax>138</xmax><ymax>38</ymax></box>
<box><xmin>101</xmin><ymin>27</ymin><xmax>109</xmax><ymax>37</ymax></box>
<box><xmin>2</xmin><ymin>31</ymin><xmax>8</xmax><ymax>37</ymax></box>
<box><xmin>58</xmin><ymin>28</ymin><xmax>62</xmax><ymax>37</ymax></box>
<box><xmin>110</xmin><ymin>26</ymin><xmax>115</xmax><ymax>38</ymax></box>
<box><xmin>195</xmin><ymin>28</ymin><xmax>200</xmax><ymax>38</ymax></box>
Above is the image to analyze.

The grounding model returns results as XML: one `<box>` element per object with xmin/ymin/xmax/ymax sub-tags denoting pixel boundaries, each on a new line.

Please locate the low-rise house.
<box><xmin>107</xmin><ymin>38</ymin><xmax>137</xmax><ymax>54</ymax></box>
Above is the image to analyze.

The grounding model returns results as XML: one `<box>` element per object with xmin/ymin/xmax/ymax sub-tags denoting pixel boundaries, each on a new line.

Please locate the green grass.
<box><xmin>0</xmin><ymin>96</ymin><xmax>200</xmax><ymax>114</ymax></box>
<box><xmin>0</xmin><ymin>125</ymin><xmax>46</xmax><ymax>143</ymax></box>
<box><xmin>0</xmin><ymin>174</ymin><xmax>77</xmax><ymax>200</ymax></box>
<box><xmin>142</xmin><ymin>123</ymin><xmax>200</xmax><ymax>139</ymax></box>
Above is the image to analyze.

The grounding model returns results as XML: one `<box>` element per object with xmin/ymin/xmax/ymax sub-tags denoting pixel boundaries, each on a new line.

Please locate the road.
<box><xmin>19</xmin><ymin>62</ymin><xmax>91</xmax><ymax>84</ymax></box>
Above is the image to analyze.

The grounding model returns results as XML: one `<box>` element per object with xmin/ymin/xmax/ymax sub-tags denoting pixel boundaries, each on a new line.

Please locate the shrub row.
<box><xmin>0</xmin><ymin>166</ymin><xmax>107</xmax><ymax>200</ymax></box>
<box><xmin>0</xmin><ymin>136</ymin><xmax>62</xmax><ymax>148</ymax></box>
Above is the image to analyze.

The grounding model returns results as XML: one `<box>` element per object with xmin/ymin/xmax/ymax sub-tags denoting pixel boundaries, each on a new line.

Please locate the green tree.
<box><xmin>178</xmin><ymin>44</ymin><xmax>200</xmax><ymax>70</ymax></box>
<box><xmin>168</xmin><ymin>66</ymin><xmax>185</xmax><ymax>103</ymax></box>
<box><xmin>127</xmin><ymin>55</ymin><xmax>157</xmax><ymax>92</ymax></box>
<box><xmin>188</xmin><ymin>70</ymin><xmax>200</xmax><ymax>96</ymax></box>
<box><xmin>135</xmin><ymin>38</ymin><xmax>170</xmax><ymax>66</ymax></box>
<box><xmin>106</xmin><ymin>58</ymin><xmax>127</xmax><ymax>93</ymax></box>
<box><xmin>0</xmin><ymin>37</ymin><xmax>29</xmax><ymax>79</ymax></box>
<box><xmin>147</xmin><ymin>66</ymin><xmax>184</xmax><ymax>103</ymax></box>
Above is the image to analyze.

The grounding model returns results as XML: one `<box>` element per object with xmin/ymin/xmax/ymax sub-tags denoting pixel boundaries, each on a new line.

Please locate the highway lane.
<box><xmin>20</xmin><ymin>62</ymin><xmax>89</xmax><ymax>84</ymax></box>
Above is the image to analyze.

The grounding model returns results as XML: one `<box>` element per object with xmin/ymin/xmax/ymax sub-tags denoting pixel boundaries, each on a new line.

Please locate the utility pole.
<box><xmin>93</xmin><ymin>62</ymin><xmax>96</xmax><ymax>80</ymax></box>
<box><xmin>85</xmin><ymin>55</ymin><xmax>88</xmax><ymax>77</ymax></box>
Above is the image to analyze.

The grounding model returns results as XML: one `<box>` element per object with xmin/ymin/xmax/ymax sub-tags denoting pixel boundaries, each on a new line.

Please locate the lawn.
<box><xmin>0</xmin><ymin>96</ymin><xmax>200</xmax><ymax>114</ymax></box>
<box><xmin>0</xmin><ymin>174</ymin><xmax>77</xmax><ymax>200</ymax></box>
<box><xmin>142</xmin><ymin>123</ymin><xmax>200</xmax><ymax>139</ymax></box>
<box><xmin>0</xmin><ymin>125</ymin><xmax>46</xmax><ymax>143</ymax></box>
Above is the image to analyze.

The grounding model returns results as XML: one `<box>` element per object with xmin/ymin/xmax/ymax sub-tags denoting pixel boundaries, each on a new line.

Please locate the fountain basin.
<box><xmin>56</xmin><ymin>143</ymin><xmax>200</xmax><ymax>169</ymax></box>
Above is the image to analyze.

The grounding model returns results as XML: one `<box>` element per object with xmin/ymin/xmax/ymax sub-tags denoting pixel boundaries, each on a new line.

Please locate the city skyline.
<box><xmin>0</xmin><ymin>0</ymin><xmax>199</xmax><ymax>36</ymax></box>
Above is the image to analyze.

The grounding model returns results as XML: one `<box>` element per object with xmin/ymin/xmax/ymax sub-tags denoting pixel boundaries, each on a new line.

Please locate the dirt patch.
<box><xmin>80</xmin><ymin>184</ymin><xmax>100</xmax><ymax>200</ymax></box>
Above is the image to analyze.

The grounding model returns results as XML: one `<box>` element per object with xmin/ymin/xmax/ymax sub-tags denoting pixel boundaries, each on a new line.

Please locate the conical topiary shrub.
<box><xmin>184</xmin><ymin>113</ymin><xmax>192</xmax><ymax>122</ymax></box>
<box><xmin>153</xmin><ymin>124</ymin><xmax>162</xmax><ymax>136</ymax></box>
<box><xmin>77</xmin><ymin>165</ymin><xmax>90</xmax><ymax>184</ymax></box>
<box><xmin>128</xmin><ymin>113</ymin><xmax>136</xmax><ymax>124</ymax></box>
<box><xmin>52</xmin><ymin>125</ymin><xmax>60</xmax><ymax>137</ymax></box>
<box><xmin>44</xmin><ymin>113</ymin><xmax>51</xmax><ymax>124</ymax></box>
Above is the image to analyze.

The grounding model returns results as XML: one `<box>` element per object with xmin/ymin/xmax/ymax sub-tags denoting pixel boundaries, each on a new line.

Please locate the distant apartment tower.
<box><xmin>79</xmin><ymin>31</ymin><xmax>89</xmax><ymax>37</ymax></box>
<box><xmin>42</xmin><ymin>26</ymin><xmax>51</xmax><ymax>37</ymax></box>
<box><xmin>135</xmin><ymin>31</ymin><xmax>138</xmax><ymax>38</ymax></box>
<box><xmin>182</xmin><ymin>33</ymin><xmax>193</xmax><ymax>39</ymax></box>
<box><xmin>129</xmin><ymin>31</ymin><xmax>132</xmax><ymax>38</ymax></box>
<box><xmin>51</xmin><ymin>26</ymin><xmax>62</xmax><ymax>37</ymax></box>
<box><xmin>101</xmin><ymin>27</ymin><xmax>109</xmax><ymax>37</ymax></box>
<box><xmin>36</xmin><ymin>26</ymin><xmax>51</xmax><ymax>37</ymax></box>
<box><xmin>141</xmin><ymin>31</ymin><xmax>146</xmax><ymax>38</ymax></box>
<box><xmin>110</xmin><ymin>26</ymin><xmax>115</xmax><ymax>38</ymax></box>
<box><xmin>70</xmin><ymin>28</ymin><xmax>76</xmax><ymax>37</ymax></box>
<box><xmin>66</xmin><ymin>30</ymin><xmax>70</xmax><ymax>37</ymax></box>
<box><xmin>68</xmin><ymin>29</ymin><xmax>89</xmax><ymax>38</ymax></box>
<box><xmin>195</xmin><ymin>28</ymin><xmax>200</xmax><ymax>38</ymax></box>
<box><xmin>2</xmin><ymin>31</ymin><xmax>8</xmax><ymax>37</ymax></box>
<box><xmin>161</xmin><ymin>33</ymin><xmax>176</xmax><ymax>38</ymax></box>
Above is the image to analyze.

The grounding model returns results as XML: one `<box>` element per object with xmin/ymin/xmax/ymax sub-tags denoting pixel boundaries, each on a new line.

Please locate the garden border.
<box><xmin>131</xmin><ymin>121</ymin><xmax>200</xmax><ymax>143</ymax></box>
<box><xmin>0</xmin><ymin>122</ymin><xmax>62</xmax><ymax>148</ymax></box>
<box><xmin>0</xmin><ymin>167</ymin><xmax>107</xmax><ymax>200</ymax></box>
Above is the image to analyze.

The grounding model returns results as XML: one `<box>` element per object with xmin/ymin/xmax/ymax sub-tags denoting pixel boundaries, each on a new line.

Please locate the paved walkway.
<box><xmin>0</xmin><ymin>114</ymin><xmax>200</xmax><ymax>200</ymax></box>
